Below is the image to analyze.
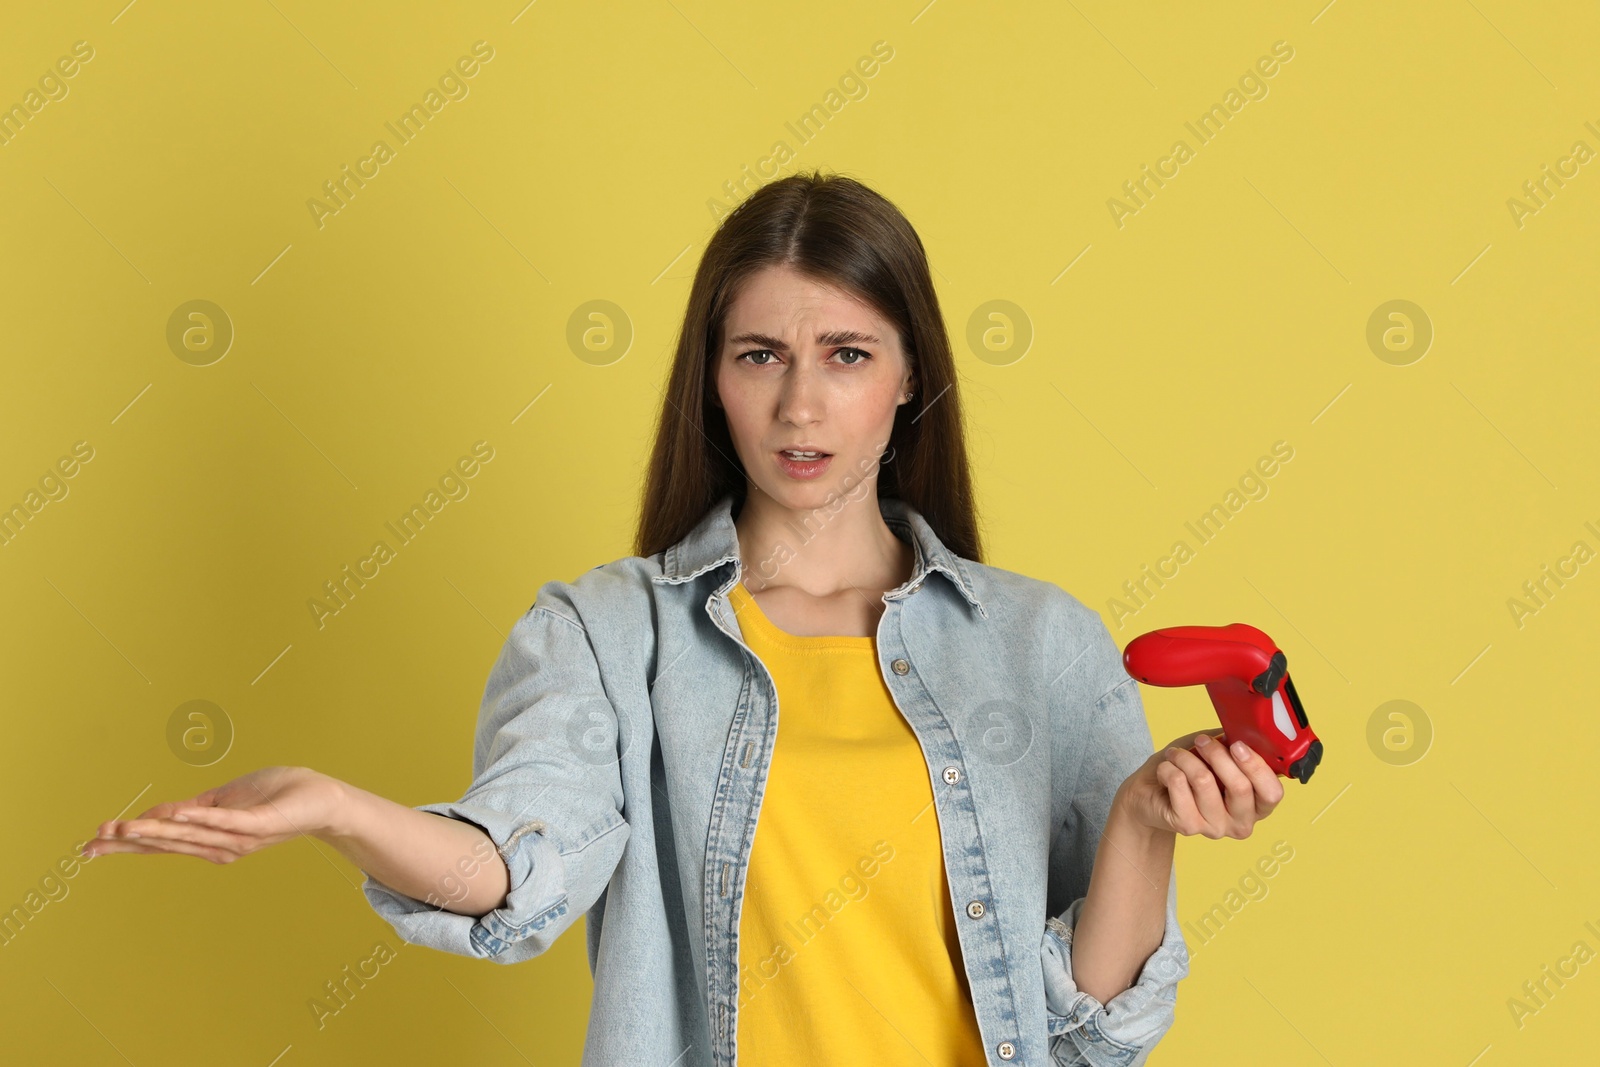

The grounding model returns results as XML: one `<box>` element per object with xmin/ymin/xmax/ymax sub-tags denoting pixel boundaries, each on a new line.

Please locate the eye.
<box><xmin>735</xmin><ymin>349</ymin><xmax>779</xmax><ymax>366</ymax></box>
<box><xmin>833</xmin><ymin>347</ymin><xmax>873</xmax><ymax>365</ymax></box>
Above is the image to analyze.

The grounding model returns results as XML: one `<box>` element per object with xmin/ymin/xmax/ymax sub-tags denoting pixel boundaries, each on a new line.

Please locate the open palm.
<box><xmin>85</xmin><ymin>765</ymin><xmax>342</xmax><ymax>864</ymax></box>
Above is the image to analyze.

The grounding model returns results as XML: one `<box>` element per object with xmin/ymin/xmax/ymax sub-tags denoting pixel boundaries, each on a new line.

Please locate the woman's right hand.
<box><xmin>83</xmin><ymin>765</ymin><xmax>345</xmax><ymax>865</ymax></box>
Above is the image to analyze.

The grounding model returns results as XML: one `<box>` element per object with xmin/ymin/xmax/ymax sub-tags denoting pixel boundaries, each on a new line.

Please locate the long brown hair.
<box><xmin>633</xmin><ymin>169</ymin><xmax>983</xmax><ymax>565</ymax></box>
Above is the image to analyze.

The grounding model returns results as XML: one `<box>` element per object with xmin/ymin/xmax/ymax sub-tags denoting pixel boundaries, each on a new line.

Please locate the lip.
<box><xmin>774</xmin><ymin>449</ymin><xmax>833</xmax><ymax>480</ymax></box>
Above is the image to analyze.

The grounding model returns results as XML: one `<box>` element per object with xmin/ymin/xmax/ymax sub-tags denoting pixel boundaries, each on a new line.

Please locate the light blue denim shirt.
<box><xmin>362</xmin><ymin>492</ymin><xmax>1190</xmax><ymax>1066</ymax></box>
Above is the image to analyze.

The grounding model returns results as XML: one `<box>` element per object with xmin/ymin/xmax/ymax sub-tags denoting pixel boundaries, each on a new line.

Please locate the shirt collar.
<box><xmin>651</xmin><ymin>492</ymin><xmax>988</xmax><ymax>619</ymax></box>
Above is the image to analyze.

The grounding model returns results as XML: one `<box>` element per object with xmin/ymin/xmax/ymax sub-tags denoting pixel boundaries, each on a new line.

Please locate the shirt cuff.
<box><xmin>359</xmin><ymin>801</ymin><xmax>577</xmax><ymax>964</ymax></box>
<box><xmin>1040</xmin><ymin>868</ymin><xmax>1189</xmax><ymax>1066</ymax></box>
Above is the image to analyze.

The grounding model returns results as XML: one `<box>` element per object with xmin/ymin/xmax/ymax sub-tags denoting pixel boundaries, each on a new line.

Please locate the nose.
<box><xmin>776</xmin><ymin>355</ymin><xmax>823</xmax><ymax>426</ymax></box>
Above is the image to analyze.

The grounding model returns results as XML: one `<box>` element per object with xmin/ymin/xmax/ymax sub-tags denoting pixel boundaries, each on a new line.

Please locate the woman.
<box><xmin>84</xmin><ymin>171</ymin><xmax>1284</xmax><ymax>1066</ymax></box>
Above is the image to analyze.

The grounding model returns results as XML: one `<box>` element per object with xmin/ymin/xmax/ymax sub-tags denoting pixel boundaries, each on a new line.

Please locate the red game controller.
<box><xmin>1122</xmin><ymin>623</ymin><xmax>1323</xmax><ymax>783</ymax></box>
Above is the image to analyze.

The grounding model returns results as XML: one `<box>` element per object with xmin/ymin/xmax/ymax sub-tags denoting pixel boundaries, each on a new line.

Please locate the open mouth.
<box><xmin>775</xmin><ymin>449</ymin><xmax>833</xmax><ymax>478</ymax></box>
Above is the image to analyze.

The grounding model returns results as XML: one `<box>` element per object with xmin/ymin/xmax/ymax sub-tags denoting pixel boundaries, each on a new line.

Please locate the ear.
<box><xmin>899</xmin><ymin>369</ymin><xmax>916</xmax><ymax>400</ymax></box>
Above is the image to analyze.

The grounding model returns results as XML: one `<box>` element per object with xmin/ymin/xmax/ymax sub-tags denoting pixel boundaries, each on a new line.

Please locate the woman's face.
<box><xmin>713</xmin><ymin>263</ymin><xmax>913</xmax><ymax>512</ymax></box>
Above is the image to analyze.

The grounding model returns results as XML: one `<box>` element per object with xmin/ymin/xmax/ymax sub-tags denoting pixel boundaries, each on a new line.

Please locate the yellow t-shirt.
<box><xmin>727</xmin><ymin>580</ymin><xmax>988</xmax><ymax>1066</ymax></box>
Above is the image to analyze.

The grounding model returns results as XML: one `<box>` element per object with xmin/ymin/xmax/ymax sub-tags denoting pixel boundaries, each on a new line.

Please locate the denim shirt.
<box><xmin>361</xmin><ymin>492</ymin><xmax>1190</xmax><ymax>1066</ymax></box>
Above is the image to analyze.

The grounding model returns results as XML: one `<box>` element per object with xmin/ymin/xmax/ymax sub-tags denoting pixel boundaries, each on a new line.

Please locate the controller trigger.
<box><xmin>1288</xmin><ymin>739</ymin><xmax>1323</xmax><ymax>783</ymax></box>
<box><xmin>1251</xmin><ymin>650</ymin><xmax>1287</xmax><ymax>697</ymax></box>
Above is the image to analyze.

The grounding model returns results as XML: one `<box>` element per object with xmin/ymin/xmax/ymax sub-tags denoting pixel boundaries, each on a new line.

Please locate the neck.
<box><xmin>733</xmin><ymin>486</ymin><xmax>914</xmax><ymax>598</ymax></box>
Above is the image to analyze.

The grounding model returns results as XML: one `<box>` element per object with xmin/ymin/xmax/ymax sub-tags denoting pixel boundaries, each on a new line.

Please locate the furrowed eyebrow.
<box><xmin>725</xmin><ymin>330</ymin><xmax>881</xmax><ymax>351</ymax></box>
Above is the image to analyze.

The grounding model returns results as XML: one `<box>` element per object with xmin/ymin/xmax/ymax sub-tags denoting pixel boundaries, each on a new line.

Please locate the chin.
<box><xmin>763</xmin><ymin>484</ymin><xmax>831</xmax><ymax>510</ymax></box>
<box><xmin>756</xmin><ymin>476</ymin><xmax>835</xmax><ymax>509</ymax></box>
<box><xmin>772</xmin><ymin>480</ymin><xmax>872</xmax><ymax>516</ymax></box>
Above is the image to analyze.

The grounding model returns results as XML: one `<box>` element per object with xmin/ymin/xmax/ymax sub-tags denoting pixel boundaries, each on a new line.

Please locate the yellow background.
<box><xmin>3</xmin><ymin>1</ymin><xmax>1596</xmax><ymax>1063</ymax></box>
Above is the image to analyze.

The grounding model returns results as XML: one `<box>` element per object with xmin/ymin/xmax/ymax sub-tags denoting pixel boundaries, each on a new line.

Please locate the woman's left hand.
<box><xmin>1114</xmin><ymin>728</ymin><xmax>1286</xmax><ymax>839</ymax></box>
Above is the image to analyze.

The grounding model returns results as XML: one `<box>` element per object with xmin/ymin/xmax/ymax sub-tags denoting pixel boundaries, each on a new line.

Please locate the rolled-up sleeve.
<box><xmin>361</xmin><ymin>590</ymin><xmax>631</xmax><ymax>965</ymax></box>
<box><xmin>1042</xmin><ymin>606</ymin><xmax>1190</xmax><ymax>1066</ymax></box>
<box><xmin>1041</xmin><ymin>866</ymin><xmax>1187</xmax><ymax>1066</ymax></box>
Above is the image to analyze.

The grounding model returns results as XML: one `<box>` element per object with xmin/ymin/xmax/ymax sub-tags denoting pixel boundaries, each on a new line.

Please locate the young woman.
<box><xmin>84</xmin><ymin>171</ymin><xmax>1285</xmax><ymax>1066</ymax></box>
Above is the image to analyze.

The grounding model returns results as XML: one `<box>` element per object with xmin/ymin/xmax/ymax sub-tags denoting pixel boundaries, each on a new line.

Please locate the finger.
<box><xmin>1155</xmin><ymin>758</ymin><xmax>1201</xmax><ymax>835</ymax></box>
<box><xmin>1228</xmin><ymin>739</ymin><xmax>1286</xmax><ymax>815</ymax></box>
<box><xmin>89</xmin><ymin>824</ymin><xmax>237</xmax><ymax>862</ymax></box>
<box><xmin>1191</xmin><ymin>733</ymin><xmax>1258</xmax><ymax>832</ymax></box>
<box><xmin>126</xmin><ymin>789</ymin><xmax>225</xmax><ymax>825</ymax></box>
<box><xmin>189</xmin><ymin>786</ymin><xmax>224</xmax><ymax>807</ymax></box>
<box><xmin>1163</xmin><ymin>745</ymin><xmax>1227</xmax><ymax>836</ymax></box>
<box><xmin>106</xmin><ymin>816</ymin><xmax>255</xmax><ymax>854</ymax></box>
<box><xmin>82</xmin><ymin>839</ymin><xmax>167</xmax><ymax>857</ymax></box>
<box><xmin>83</xmin><ymin>837</ymin><xmax>235</xmax><ymax>863</ymax></box>
<box><xmin>167</xmin><ymin>785</ymin><xmax>225</xmax><ymax>810</ymax></box>
<box><xmin>168</xmin><ymin>805</ymin><xmax>278</xmax><ymax>837</ymax></box>
<box><xmin>1165</xmin><ymin>728</ymin><xmax>1225</xmax><ymax>751</ymax></box>
<box><xmin>132</xmin><ymin>802</ymin><xmax>184</xmax><ymax>823</ymax></box>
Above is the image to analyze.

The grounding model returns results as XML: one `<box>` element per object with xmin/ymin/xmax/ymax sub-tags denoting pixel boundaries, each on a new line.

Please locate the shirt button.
<box><xmin>942</xmin><ymin>766</ymin><xmax>962</xmax><ymax>785</ymax></box>
<box><xmin>891</xmin><ymin>658</ymin><xmax>910</xmax><ymax>675</ymax></box>
<box><xmin>997</xmin><ymin>1040</ymin><xmax>1016</xmax><ymax>1059</ymax></box>
<box><xmin>966</xmin><ymin>900</ymin><xmax>986</xmax><ymax>919</ymax></box>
